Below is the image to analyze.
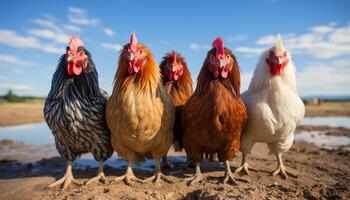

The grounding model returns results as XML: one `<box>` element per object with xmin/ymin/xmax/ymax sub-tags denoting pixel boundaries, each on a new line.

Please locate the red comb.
<box><xmin>212</xmin><ymin>36</ymin><xmax>224</xmax><ymax>59</ymax></box>
<box><xmin>128</xmin><ymin>31</ymin><xmax>137</xmax><ymax>52</ymax></box>
<box><xmin>68</xmin><ymin>35</ymin><xmax>84</xmax><ymax>54</ymax></box>
<box><xmin>171</xmin><ymin>52</ymin><xmax>177</xmax><ymax>65</ymax></box>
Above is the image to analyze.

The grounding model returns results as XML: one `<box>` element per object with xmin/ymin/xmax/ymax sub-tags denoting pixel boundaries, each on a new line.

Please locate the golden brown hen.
<box><xmin>106</xmin><ymin>32</ymin><xmax>175</xmax><ymax>185</ymax></box>
<box><xmin>182</xmin><ymin>37</ymin><xmax>248</xmax><ymax>185</ymax></box>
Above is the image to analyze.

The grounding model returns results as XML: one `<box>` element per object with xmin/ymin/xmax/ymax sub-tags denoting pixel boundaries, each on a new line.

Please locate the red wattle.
<box><xmin>67</xmin><ymin>62</ymin><xmax>74</xmax><ymax>75</ymax></box>
<box><xmin>168</xmin><ymin>71</ymin><xmax>173</xmax><ymax>81</ymax></box>
<box><xmin>173</xmin><ymin>72</ymin><xmax>179</xmax><ymax>80</ymax></box>
<box><xmin>67</xmin><ymin>61</ymin><xmax>82</xmax><ymax>76</ymax></box>
<box><xmin>221</xmin><ymin>68</ymin><xmax>228</xmax><ymax>78</ymax></box>
<box><xmin>72</xmin><ymin>65</ymin><xmax>82</xmax><ymax>75</ymax></box>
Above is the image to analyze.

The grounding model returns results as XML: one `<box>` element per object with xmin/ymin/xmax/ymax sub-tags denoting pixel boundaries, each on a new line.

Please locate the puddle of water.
<box><xmin>0</xmin><ymin>122</ymin><xmax>54</xmax><ymax>145</ymax></box>
<box><xmin>73</xmin><ymin>154</ymin><xmax>187</xmax><ymax>171</ymax></box>
<box><xmin>302</xmin><ymin>117</ymin><xmax>350</xmax><ymax>128</ymax></box>
<box><xmin>295</xmin><ymin>131</ymin><xmax>350</xmax><ymax>149</ymax></box>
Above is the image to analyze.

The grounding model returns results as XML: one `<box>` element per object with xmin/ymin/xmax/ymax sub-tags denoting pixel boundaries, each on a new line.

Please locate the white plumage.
<box><xmin>236</xmin><ymin>35</ymin><xmax>305</xmax><ymax>179</ymax></box>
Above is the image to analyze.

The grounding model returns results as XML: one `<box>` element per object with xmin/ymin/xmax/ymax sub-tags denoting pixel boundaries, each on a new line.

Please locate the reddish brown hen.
<box><xmin>159</xmin><ymin>51</ymin><xmax>193</xmax><ymax>168</ymax></box>
<box><xmin>182</xmin><ymin>37</ymin><xmax>248</xmax><ymax>185</ymax></box>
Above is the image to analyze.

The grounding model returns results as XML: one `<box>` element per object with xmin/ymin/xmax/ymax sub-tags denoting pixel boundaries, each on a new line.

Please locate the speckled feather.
<box><xmin>44</xmin><ymin>50</ymin><xmax>113</xmax><ymax>162</ymax></box>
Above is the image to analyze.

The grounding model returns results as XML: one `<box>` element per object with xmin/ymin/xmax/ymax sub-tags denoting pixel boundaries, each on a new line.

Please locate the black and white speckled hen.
<box><xmin>44</xmin><ymin>35</ymin><xmax>113</xmax><ymax>189</ymax></box>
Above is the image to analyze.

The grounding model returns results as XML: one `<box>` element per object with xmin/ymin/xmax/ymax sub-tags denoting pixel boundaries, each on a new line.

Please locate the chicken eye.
<box><xmin>209</xmin><ymin>54</ymin><xmax>215</xmax><ymax>60</ymax></box>
<box><xmin>226</xmin><ymin>55</ymin><xmax>230</xmax><ymax>59</ymax></box>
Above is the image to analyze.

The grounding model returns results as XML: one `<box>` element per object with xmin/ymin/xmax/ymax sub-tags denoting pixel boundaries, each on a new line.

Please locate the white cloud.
<box><xmin>236</xmin><ymin>47</ymin><xmax>265</xmax><ymax>55</ymax></box>
<box><xmin>226</xmin><ymin>34</ymin><xmax>248</xmax><ymax>42</ymax></box>
<box><xmin>27</xmin><ymin>29</ymin><xmax>69</xmax><ymax>44</ymax></box>
<box><xmin>64</xmin><ymin>24</ymin><xmax>81</xmax><ymax>32</ymax></box>
<box><xmin>0</xmin><ymin>83</ymin><xmax>33</xmax><ymax>90</ymax></box>
<box><xmin>297</xmin><ymin>59</ymin><xmax>350</xmax><ymax>96</ymax></box>
<box><xmin>103</xmin><ymin>28</ymin><xmax>115</xmax><ymax>36</ymax></box>
<box><xmin>0</xmin><ymin>29</ymin><xmax>64</xmax><ymax>54</ymax></box>
<box><xmin>31</xmin><ymin>18</ymin><xmax>61</xmax><ymax>32</ymax></box>
<box><xmin>101</xmin><ymin>43</ymin><xmax>122</xmax><ymax>51</ymax></box>
<box><xmin>190</xmin><ymin>43</ymin><xmax>210</xmax><ymax>51</ymax></box>
<box><xmin>237</xmin><ymin>22</ymin><xmax>350</xmax><ymax>59</ymax></box>
<box><xmin>0</xmin><ymin>29</ymin><xmax>40</xmax><ymax>49</ymax></box>
<box><xmin>0</xmin><ymin>54</ymin><xmax>33</xmax><ymax>66</ymax></box>
<box><xmin>68</xmin><ymin>7</ymin><xmax>99</xmax><ymax>26</ymax></box>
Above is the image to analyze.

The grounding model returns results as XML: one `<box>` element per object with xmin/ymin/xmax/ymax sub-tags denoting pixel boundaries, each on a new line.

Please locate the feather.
<box><xmin>240</xmin><ymin>35</ymin><xmax>305</xmax><ymax>155</ymax></box>
<box><xmin>44</xmin><ymin>47</ymin><xmax>113</xmax><ymax>162</ymax></box>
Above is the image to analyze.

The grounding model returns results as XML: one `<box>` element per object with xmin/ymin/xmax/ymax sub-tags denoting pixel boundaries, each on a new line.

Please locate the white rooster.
<box><xmin>235</xmin><ymin>35</ymin><xmax>305</xmax><ymax>179</ymax></box>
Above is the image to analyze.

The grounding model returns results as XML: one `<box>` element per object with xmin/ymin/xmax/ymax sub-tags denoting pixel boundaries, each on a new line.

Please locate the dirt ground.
<box><xmin>305</xmin><ymin>101</ymin><xmax>350</xmax><ymax>117</ymax></box>
<box><xmin>0</xmin><ymin>100</ymin><xmax>45</xmax><ymax>126</ymax></box>
<box><xmin>0</xmin><ymin>140</ymin><xmax>349</xmax><ymax>200</ymax></box>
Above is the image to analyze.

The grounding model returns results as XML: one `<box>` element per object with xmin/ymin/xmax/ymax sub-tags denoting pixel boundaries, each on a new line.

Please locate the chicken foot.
<box><xmin>85</xmin><ymin>161</ymin><xmax>106</xmax><ymax>185</ymax></box>
<box><xmin>184</xmin><ymin>162</ymin><xmax>203</xmax><ymax>186</ymax></box>
<box><xmin>144</xmin><ymin>158</ymin><xmax>173</xmax><ymax>184</ymax></box>
<box><xmin>234</xmin><ymin>152</ymin><xmax>258</xmax><ymax>175</ymax></box>
<box><xmin>272</xmin><ymin>153</ymin><xmax>297</xmax><ymax>179</ymax></box>
<box><xmin>49</xmin><ymin>161</ymin><xmax>82</xmax><ymax>189</ymax></box>
<box><xmin>223</xmin><ymin>161</ymin><xmax>249</xmax><ymax>185</ymax></box>
<box><xmin>112</xmin><ymin>161</ymin><xmax>143</xmax><ymax>186</ymax></box>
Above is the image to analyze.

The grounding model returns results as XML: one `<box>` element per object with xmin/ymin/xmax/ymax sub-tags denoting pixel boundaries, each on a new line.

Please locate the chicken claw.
<box><xmin>49</xmin><ymin>161</ymin><xmax>82</xmax><ymax>189</ymax></box>
<box><xmin>145</xmin><ymin>158</ymin><xmax>173</xmax><ymax>184</ymax></box>
<box><xmin>85</xmin><ymin>161</ymin><xmax>106</xmax><ymax>185</ymax></box>
<box><xmin>184</xmin><ymin>162</ymin><xmax>203</xmax><ymax>186</ymax></box>
<box><xmin>112</xmin><ymin>161</ymin><xmax>143</xmax><ymax>186</ymax></box>
<box><xmin>144</xmin><ymin>172</ymin><xmax>174</xmax><ymax>184</ymax></box>
<box><xmin>272</xmin><ymin>153</ymin><xmax>297</xmax><ymax>179</ymax></box>
<box><xmin>224</xmin><ymin>161</ymin><xmax>249</xmax><ymax>185</ymax></box>
<box><xmin>234</xmin><ymin>163</ymin><xmax>258</xmax><ymax>175</ymax></box>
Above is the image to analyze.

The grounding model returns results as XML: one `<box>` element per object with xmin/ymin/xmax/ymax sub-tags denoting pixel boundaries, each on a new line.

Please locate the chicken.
<box><xmin>106</xmin><ymin>32</ymin><xmax>175</xmax><ymax>185</ymax></box>
<box><xmin>182</xmin><ymin>37</ymin><xmax>248</xmax><ymax>185</ymax></box>
<box><xmin>235</xmin><ymin>35</ymin><xmax>305</xmax><ymax>179</ymax></box>
<box><xmin>159</xmin><ymin>51</ymin><xmax>193</xmax><ymax>168</ymax></box>
<box><xmin>44</xmin><ymin>35</ymin><xmax>113</xmax><ymax>189</ymax></box>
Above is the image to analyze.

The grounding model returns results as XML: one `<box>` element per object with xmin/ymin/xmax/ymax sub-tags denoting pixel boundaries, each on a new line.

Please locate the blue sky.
<box><xmin>0</xmin><ymin>0</ymin><xmax>349</xmax><ymax>97</ymax></box>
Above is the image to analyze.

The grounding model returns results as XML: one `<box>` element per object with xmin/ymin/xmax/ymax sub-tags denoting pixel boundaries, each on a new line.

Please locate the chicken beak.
<box><xmin>277</xmin><ymin>57</ymin><xmax>283</xmax><ymax>65</ymax></box>
<box><xmin>219</xmin><ymin>59</ymin><xmax>224</xmax><ymax>68</ymax></box>
<box><xmin>67</xmin><ymin>55</ymin><xmax>74</xmax><ymax>62</ymax></box>
<box><xmin>171</xmin><ymin>65</ymin><xmax>176</xmax><ymax>72</ymax></box>
<box><xmin>128</xmin><ymin>53</ymin><xmax>135</xmax><ymax>61</ymax></box>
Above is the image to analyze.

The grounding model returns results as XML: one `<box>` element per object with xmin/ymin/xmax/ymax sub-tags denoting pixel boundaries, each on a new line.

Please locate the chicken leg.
<box><xmin>223</xmin><ymin>161</ymin><xmax>249</xmax><ymax>185</ymax></box>
<box><xmin>48</xmin><ymin>161</ymin><xmax>82</xmax><ymax>189</ymax></box>
<box><xmin>144</xmin><ymin>158</ymin><xmax>173</xmax><ymax>184</ymax></box>
<box><xmin>112</xmin><ymin>161</ymin><xmax>143</xmax><ymax>186</ymax></box>
<box><xmin>85</xmin><ymin>161</ymin><xmax>106</xmax><ymax>185</ymax></box>
<box><xmin>184</xmin><ymin>162</ymin><xmax>203</xmax><ymax>186</ymax></box>
<box><xmin>272</xmin><ymin>153</ymin><xmax>297</xmax><ymax>179</ymax></box>
<box><xmin>161</xmin><ymin>156</ymin><xmax>173</xmax><ymax>169</ymax></box>
<box><xmin>234</xmin><ymin>152</ymin><xmax>258</xmax><ymax>175</ymax></box>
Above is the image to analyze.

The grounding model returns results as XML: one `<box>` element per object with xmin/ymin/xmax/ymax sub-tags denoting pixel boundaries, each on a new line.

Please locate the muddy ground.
<box><xmin>0</xmin><ymin>135</ymin><xmax>349</xmax><ymax>200</ymax></box>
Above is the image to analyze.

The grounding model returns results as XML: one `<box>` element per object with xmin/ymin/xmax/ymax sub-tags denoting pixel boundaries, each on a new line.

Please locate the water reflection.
<box><xmin>0</xmin><ymin>122</ymin><xmax>53</xmax><ymax>145</ymax></box>
<box><xmin>295</xmin><ymin>131</ymin><xmax>350</xmax><ymax>150</ymax></box>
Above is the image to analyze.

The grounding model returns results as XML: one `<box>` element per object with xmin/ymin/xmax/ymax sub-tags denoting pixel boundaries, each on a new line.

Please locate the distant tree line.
<box><xmin>0</xmin><ymin>90</ymin><xmax>45</xmax><ymax>103</ymax></box>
